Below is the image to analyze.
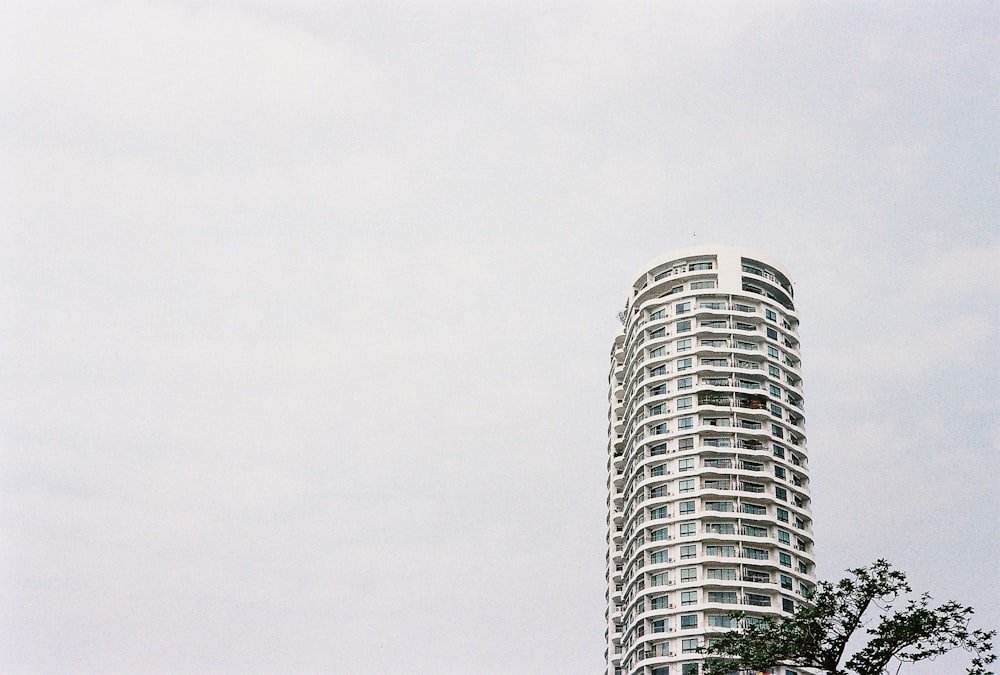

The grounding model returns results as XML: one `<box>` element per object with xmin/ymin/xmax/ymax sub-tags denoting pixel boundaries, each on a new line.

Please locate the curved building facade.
<box><xmin>605</xmin><ymin>247</ymin><xmax>816</xmax><ymax>675</ymax></box>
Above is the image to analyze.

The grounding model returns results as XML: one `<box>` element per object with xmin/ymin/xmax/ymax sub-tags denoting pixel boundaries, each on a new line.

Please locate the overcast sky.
<box><xmin>1</xmin><ymin>2</ymin><xmax>997</xmax><ymax>674</ymax></box>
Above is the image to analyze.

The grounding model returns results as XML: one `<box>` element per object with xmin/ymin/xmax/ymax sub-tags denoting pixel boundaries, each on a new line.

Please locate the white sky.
<box><xmin>1</xmin><ymin>2</ymin><xmax>997</xmax><ymax>674</ymax></box>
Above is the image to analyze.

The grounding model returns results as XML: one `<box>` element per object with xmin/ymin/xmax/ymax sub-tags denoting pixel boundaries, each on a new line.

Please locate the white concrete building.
<box><xmin>605</xmin><ymin>247</ymin><xmax>816</xmax><ymax>675</ymax></box>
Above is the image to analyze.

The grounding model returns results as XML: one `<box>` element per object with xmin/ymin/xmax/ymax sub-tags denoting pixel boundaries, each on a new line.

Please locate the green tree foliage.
<box><xmin>700</xmin><ymin>559</ymin><xmax>995</xmax><ymax>675</ymax></box>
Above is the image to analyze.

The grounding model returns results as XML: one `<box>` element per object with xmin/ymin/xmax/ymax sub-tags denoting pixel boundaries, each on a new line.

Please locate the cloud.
<box><xmin>1</xmin><ymin>2</ymin><xmax>385</xmax><ymax>167</ymax></box>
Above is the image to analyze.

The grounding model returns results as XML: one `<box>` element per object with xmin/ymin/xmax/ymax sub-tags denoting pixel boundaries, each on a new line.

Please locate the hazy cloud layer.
<box><xmin>2</xmin><ymin>2</ymin><xmax>997</xmax><ymax>673</ymax></box>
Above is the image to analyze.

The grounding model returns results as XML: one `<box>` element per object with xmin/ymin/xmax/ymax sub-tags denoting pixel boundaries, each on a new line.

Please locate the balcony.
<box><xmin>703</xmin><ymin>480</ymin><xmax>732</xmax><ymax>491</ymax></box>
<box><xmin>736</xmin><ymin>395</ymin><xmax>768</xmax><ymax>409</ymax></box>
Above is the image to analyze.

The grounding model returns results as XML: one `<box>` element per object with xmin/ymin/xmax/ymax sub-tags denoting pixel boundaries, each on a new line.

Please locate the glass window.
<box><xmin>678</xmin><ymin>417</ymin><xmax>693</xmax><ymax>429</ymax></box>
<box><xmin>707</xmin><ymin>614</ymin><xmax>736</xmax><ymax>627</ymax></box>
<box><xmin>651</xmin><ymin>596</ymin><xmax>670</xmax><ymax>609</ymax></box>
<box><xmin>769</xmin><ymin>364</ymin><xmax>781</xmax><ymax>377</ymax></box>
<box><xmin>691</xmin><ymin>280</ymin><xmax>714</xmax><ymax>290</ymax></box>
<box><xmin>678</xmin><ymin>437</ymin><xmax>694</xmax><ymax>450</ymax></box>
<box><xmin>677</xmin><ymin>357</ymin><xmax>692</xmax><ymax>371</ymax></box>
<box><xmin>772</xmin><ymin>424</ymin><xmax>784</xmax><ymax>438</ymax></box>
<box><xmin>769</xmin><ymin>384</ymin><xmax>781</xmax><ymax>397</ymax></box>
<box><xmin>651</xmin><ymin>527</ymin><xmax>670</xmax><ymax>541</ymax></box>
<box><xmin>677</xmin><ymin>377</ymin><xmax>693</xmax><ymax>390</ymax></box>
<box><xmin>676</xmin><ymin>302</ymin><xmax>690</xmax><ymax>314</ymax></box>
<box><xmin>681</xmin><ymin>590</ymin><xmax>697</xmax><ymax>605</ymax></box>
<box><xmin>677</xmin><ymin>396</ymin><xmax>693</xmax><ymax>409</ymax></box>
<box><xmin>649</xmin><ymin>365</ymin><xmax>666</xmax><ymax>377</ymax></box>
<box><xmin>783</xmin><ymin>598</ymin><xmax>795</xmax><ymax>613</ymax></box>
<box><xmin>744</xmin><ymin>547</ymin><xmax>768</xmax><ymax>560</ymax></box>
<box><xmin>690</xmin><ymin>262</ymin><xmax>713</xmax><ymax>270</ymax></box>
<box><xmin>770</xmin><ymin>403</ymin><xmax>783</xmax><ymax>416</ymax></box>
<box><xmin>680</xmin><ymin>614</ymin><xmax>697</xmax><ymax>628</ymax></box>
<box><xmin>678</xmin><ymin>457</ymin><xmax>694</xmax><ymax>471</ymax></box>
<box><xmin>774</xmin><ymin>466</ymin><xmax>786</xmax><ymax>479</ymax></box>
<box><xmin>679</xmin><ymin>500</ymin><xmax>695</xmax><ymax>514</ymax></box>
<box><xmin>650</xmin><ymin>346</ymin><xmax>666</xmax><ymax>358</ymax></box>
<box><xmin>777</xmin><ymin>507</ymin><xmax>789</xmax><ymax>523</ymax></box>
<box><xmin>779</xmin><ymin>552</ymin><xmax>792</xmax><ymax>567</ymax></box>
<box><xmin>707</xmin><ymin>591</ymin><xmax>737</xmax><ymax>603</ymax></box>
<box><xmin>682</xmin><ymin>664</ymin><xmax>699</xmax><ymax>675</ymax></box>
<box><xmin>765</xmin><ymin>309</ymin><xmax>777</xmax><ymax>321</ymax></box>
<box><xmin>680</xmin><ymin>523</ymin><xmax>696</xmax><ymax>536</ymax></box>
<box><xmin>649</xmin><ymin>443</ymin><xmax>668</xmax><ymax>457</ymax></box>
<box><xmin>652</xmin><ymin>619</ymin><xmax>667</xmax><ymax>633</ymax></box>
<box><xmin>650</xmin><ymin>550</ymin><xmax>669</xmax><ymax>564</ymax></box>
<box><xmin>773</xmin><ymin>444</ymin><xmax>786</xmax><ymax>458</ymax></box>
<box><xmin>780</xmin><ymin>574</ymin><xmax>793</xmax><ymax>590</ymax></box>
<box><xmin>682</xmin><ymin>638</ymin><xmax>699</xmax><ymax>653</ymax></box>
<box><xmin>768</xmin><ymin>346</ymin><xmax>780</xmax><ymax>359</ymax></box>
<box><xmin>678</xmin><ymin>479</ymin><xmax>695</xmax><ymax>492</ymax></box>
<box><xmin>676</xmin><ymin>319</ymin><xmax>692</xmax><ymax>332</ymax></box>
<box><xmin>651</xmin><ymin>506</ymin><xmax>669</xmax><ymax>519</ymax></box>
<box><xmin>651</xmin><ymin>572</ymin><xmax>669</xmax><ymax>586</ymax></box>
<box><xmin>680</xmin><ymin>544</ymin><xmax>696</xmax><ymax>559</ymax></box>
<box><xmin>680</xmin><ymin>567</ymin><xmax>696</xmax><ymax>581</ymax></box>
<box><xmin>778</xmin><ymin>530</ymin><xmax>791</xmax><ymax>544</ymax></box>
<box><xmin>775</xmin><ymin>486</ymin><xmax>788</xmax><ymax>501</ymax></box>
<box><xmin>767</xmin><ymin>327</ymin><xmax>779</xmax><ymax>339</ymax></box>
<box><xmin>649</xmin><ymin>327</ymin><xmax>666</xmax><ymax>338</ymax></box>
<box><xmin>677</xmin><ymin>338</ymin><xmax>692</xmax><ymax>351</ymax></box>
<box><xmin>706</xmin><ymin>545</ymin><xmax>736</xmax><ymax>557</ymax></box>
<box><xmin>707</xmin><ymin>567</ymin><xmax>737</xmax><ymax>580</ymax></box>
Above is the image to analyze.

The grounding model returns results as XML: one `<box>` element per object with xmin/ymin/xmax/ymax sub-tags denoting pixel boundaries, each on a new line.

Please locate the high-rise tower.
<box><xmin>605</xmin><ymin>247</ymin><xmax>816</xmax><ymax>675</ymax></box>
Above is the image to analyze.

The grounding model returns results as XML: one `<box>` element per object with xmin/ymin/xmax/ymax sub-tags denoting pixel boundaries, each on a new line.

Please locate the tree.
<box><xmin>699</xmin><ymin>559</ymin><xmax>996</xmax><ymax>675</ymax></box>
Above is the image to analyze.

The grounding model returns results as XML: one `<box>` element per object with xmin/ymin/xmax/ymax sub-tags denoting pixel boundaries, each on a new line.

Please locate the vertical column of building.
<box><xmin>606</xmin><ymin>333</ymin><xmax>627</xmax><ymax>674</ymax></box>
<box><xmin>606</xmin><ymin>247</ymin><xmax>817</xmax><ymax>675</ymax></box>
